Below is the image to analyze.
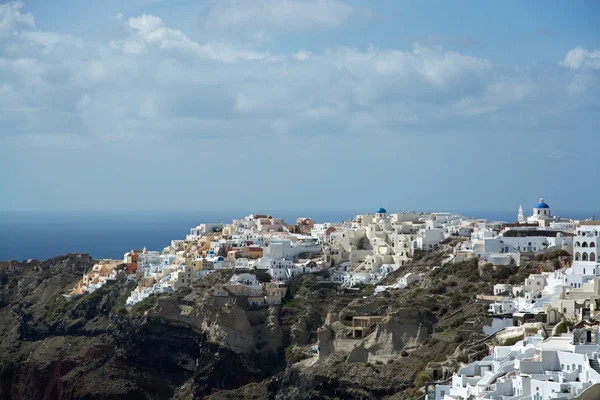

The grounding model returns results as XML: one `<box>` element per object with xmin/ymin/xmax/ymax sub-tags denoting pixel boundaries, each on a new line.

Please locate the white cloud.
<box><xmin>484</xmin><ymin>78</ymin><xmax>536</xmax><ymax>105</ymax></box>
<box><xmin>0</xmin><ymin>1</ymin><xmax>35</xmax><ymax>35</ymax></box>
<box><xmin>121</xmin><ymin>14</ymin><xmax>277</xmax><ymax>63</ymax></box>
<box><xmin>0</xmin><ymin>57</ymin><xmax>45</xmax><ymax>86</ymax></box>
<box><xmin>0</xmin><ymin>3</ymin><xmax>597</xmax><ymax>150</ymax></box>
<box><xmin>333</xmin><ymin>44</ymin><xmax>492</xmax><ymax>85</ymax></box>
<box><xmin>21</xmin><ymin>30</ymin><xmax>83</xmax><ymax>50</ymax></box>
<box><xmin>293</xmin><ymin>50</ymin><xmax>311</xmax><ymax>61</ymax></box>
<box><xmin>205</xmin><ymin>0</ymin><xmax>353</xmax><ymax>31</ymax></box>
<box><xmin>563</xmin><ymin>46</ymin><xmax>600</xmax><ymax>70</ymax></box>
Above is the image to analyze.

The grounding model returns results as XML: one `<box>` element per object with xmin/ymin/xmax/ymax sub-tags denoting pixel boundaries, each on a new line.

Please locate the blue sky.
<box><xmin>0</xmin><ymin>0</ymin><xmax>599</xmax><ymax>214</ymax></box>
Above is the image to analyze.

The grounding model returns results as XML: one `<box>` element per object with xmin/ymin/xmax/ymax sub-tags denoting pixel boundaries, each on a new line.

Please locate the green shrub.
<box><xmin>413</xmin><ymin>250</ymin><xmax>428</xmax><ymax>261</ymax></box>
<box><xmin>430</xmin><ymin>282</ymin><xmax>446</xmax><ymax>295</ymax></box>
<box><xmin>542</xmin><ymin>249</ymin><xmax>570</xmax><ymax>261</ymax></box>
<box><xmin>415</xmin><ymin>372</ymin><xmax>432</xmax><ymax>388</ymax></box>
<box><xmin>131</xmin><ymin>294</ymin><xmax>156</xmax><ymax>315</ymax></box>
<box><xmin>46</xmin><ymin>296</ymin><xmax>71</xmax><ymax>322</ymax></box>
<box><xmin>554</xmin><ymin>320</ymin><xmax>573</xmax><ymax>336</ymax></box>
<box><xmin>456</xmin><ymin>353</ymin><xmax>469</xmax><ymax>363</ymax></box>
<box><xmin>503</xmin><ymin>335</ymin><xmax>523</xmax><ymax>346</ymax></box>
<box><xmin>362</xmin><ymin>285</ymin><xmax>375</xmax><ymax>296</ymax></box>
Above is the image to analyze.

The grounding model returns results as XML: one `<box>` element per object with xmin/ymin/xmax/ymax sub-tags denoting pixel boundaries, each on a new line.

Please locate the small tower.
<box><xmin>518</xmin><ymin>205</ymin><xmax>525</xmax><ymax>223</ymax></box>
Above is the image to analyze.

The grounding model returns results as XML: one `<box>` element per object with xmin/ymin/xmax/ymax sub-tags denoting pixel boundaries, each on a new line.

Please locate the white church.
<box><xmin>518</xmin><ymin>197</ymin><xmax>560</xmax><ymax>227</ymax></box>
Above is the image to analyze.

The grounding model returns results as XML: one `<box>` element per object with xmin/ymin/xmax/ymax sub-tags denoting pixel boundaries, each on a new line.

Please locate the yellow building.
<box><xmin>139</xmin><ymin>277</ymin><xmax>157</xmax><ymax>289</ymax></box>
<box><xmin>191</xmin><ymin>259</ymin><xmax>204</xmax><ymax>272</ymax></box>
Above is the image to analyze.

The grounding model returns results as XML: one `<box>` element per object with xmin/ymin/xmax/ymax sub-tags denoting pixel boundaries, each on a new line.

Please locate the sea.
<box><xmin>0</xmin><ymin>209</ymin><xmax>597</xmax><ymax>262</ymax></box>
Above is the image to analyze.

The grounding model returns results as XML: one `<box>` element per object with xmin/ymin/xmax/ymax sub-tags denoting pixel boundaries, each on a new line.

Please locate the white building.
<box><xmin>138</xmin><ymin>249</ymin><xmax>161</xmax><ymax>265</ymax></box>
<box><xmin>561</xmin><ymin>224</ymin><xmax>600</xmax><ymax>291</ymax></box>
<box><xmin>399</xmin><ymin>272</ymin><xmax>421</xmax><ymax>287</ymax></box>
<box><xmin>415</xmin><ymin>214</ymin><xmax>445</xmax><ymax>250</ymax></box>
<box><xmin>523</xmin><ymin>274</ymin><xmax>547</xmax><ymax>293</ymax></box>
<box><xmin>573</xmin><ymin>225</ymin><xmax>599</xmax><ymax>265</ymax></box>
<box><xmin>489</xmin><ymin>299</ymin><xmax>516</xmax><ymax>315</ymax></box>
<box><xmin>520</xmin><ymin>197</ymin><xmax>560</xmax><ymax>227</ymax></box>
<box><xmin>186</xmin><ymin>223</ymin><xmax>224</xmax><ymax>240</ymax></box>
<box><xmin>494</xmin><ymin>284</ymin><xmax>512</xmax><ymax>296</ymax></box>
<box><xmin>428</xmin><ymin>327</ymin><xmax>600</xmax><ymax>400</ymax></box>
<box><xmin>230</xmin><ymin>273</ymin><xmax>262</xmax><ymax>290</ymax></box>
<box><xmin>263</xmin><ymin>238</ymin><xmax>322</xmax><ymax>260</ymax></box>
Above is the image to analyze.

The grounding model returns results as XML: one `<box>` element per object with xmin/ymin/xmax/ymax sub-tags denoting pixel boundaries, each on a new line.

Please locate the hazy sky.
<box><xmin>0</xmin><ymin>0</ymin><xmax>599</xmax><ymax>213</ymax></box>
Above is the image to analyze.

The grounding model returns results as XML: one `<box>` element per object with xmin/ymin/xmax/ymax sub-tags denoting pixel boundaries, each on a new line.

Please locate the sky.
<box><xmin>0</xmin><ymin>0</ymin><xmax>599</xmax><ymax>214</ymax></box>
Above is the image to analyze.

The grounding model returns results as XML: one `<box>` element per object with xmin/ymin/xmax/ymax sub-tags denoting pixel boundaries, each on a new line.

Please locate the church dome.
<box><xmin>534</xmin><ymin>197</ymin><xmax>550</xmax><ymax>209</ymax></box>
<box><xmin>377</xmin><ymin>207</ymin><xmax>387</xmax><ymax>214</ymax></box>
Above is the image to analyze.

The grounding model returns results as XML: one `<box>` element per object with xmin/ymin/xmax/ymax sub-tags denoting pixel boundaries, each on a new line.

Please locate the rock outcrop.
<box><xmin>362</xmin><ymin>311</ymin><xmax>429</xmax><ymax>356</ymax></box>
<box><xmin>316</xmin><ymin>325</ymin><xmax>334</xmax><ymax>358</ymax></box>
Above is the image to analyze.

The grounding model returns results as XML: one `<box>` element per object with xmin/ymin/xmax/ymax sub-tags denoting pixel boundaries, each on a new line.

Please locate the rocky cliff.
<box><xmin>0</xmin><ymin>245</ymin><xmax>513</xmax><ymax>400</ymax></box>
<box><xmin>0</xmin><ymin>255</ymin><xmax>284</xmax><ymax>400</ymax></box>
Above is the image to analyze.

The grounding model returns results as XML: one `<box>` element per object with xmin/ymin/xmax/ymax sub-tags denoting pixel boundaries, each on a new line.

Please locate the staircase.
<box><xmin>589</xmin><ymin>358</ymin><xmax>600</xmax><ymax>374</ymax></box>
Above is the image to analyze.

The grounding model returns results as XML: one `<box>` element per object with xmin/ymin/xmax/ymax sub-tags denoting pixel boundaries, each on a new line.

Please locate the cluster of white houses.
<box><xmin>428</xmin><ymin>209</ymin><xmax>600</xmax><ymax>399</ymax></box>
<box><xmin>71</xmin><ymin>198</ymin><xmax>593</xmax><ymax>313</ymax></box>
<box><xmin>429</xmin><ymin>323</ymin><xmax>600</xmax><ymax>400</ymax></box>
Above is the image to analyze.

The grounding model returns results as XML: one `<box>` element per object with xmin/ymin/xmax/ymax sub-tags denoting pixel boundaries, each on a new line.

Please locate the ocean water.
<box><xmin>0</xmin><ymin>209</ymin><xmax>596</xmax><ymax>262</ymax></box>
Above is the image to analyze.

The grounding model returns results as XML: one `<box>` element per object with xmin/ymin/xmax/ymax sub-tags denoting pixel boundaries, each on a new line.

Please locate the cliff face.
<box><xmin>0</xmin><ymin>255</ymin><xmax>285</xmax><ymax>400</ymax></box>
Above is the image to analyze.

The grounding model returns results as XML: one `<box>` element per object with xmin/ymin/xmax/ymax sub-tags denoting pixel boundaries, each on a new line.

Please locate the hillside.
<box><xmin>0</xmin><ymin>248</ymin><xmax>516</xmax><ymax>399</ymax></box>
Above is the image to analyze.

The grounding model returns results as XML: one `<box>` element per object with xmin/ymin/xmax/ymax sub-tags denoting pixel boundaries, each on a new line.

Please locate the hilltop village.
<box><xmin>64</xmin><ymin>198</ymin><xmax>600</xmax><ymax>400</ymax></box>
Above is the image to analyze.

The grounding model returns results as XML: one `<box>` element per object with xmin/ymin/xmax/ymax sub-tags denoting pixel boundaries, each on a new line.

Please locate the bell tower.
<box><xmin>518</xmin><ymin>205</ymin><xmax>524</xmax><ymax>223</ymax></box>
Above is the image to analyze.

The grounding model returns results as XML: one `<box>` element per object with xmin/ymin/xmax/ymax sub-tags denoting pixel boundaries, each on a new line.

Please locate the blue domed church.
<box><xmin>518</xmin><ymin>197</ymin><xmax>559</xmax><ymax>227</ymax></box>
